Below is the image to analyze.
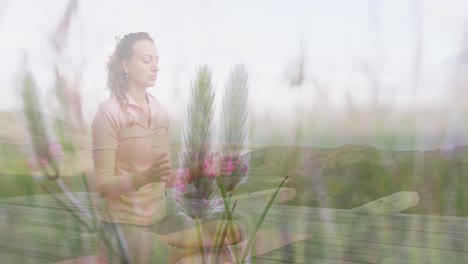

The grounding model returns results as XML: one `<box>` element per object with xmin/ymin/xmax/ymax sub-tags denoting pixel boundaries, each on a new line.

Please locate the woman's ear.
<box><xmin>121</xmin><ymin>59</ymin><xmax>130</xmax><ymax>74</ymax></box>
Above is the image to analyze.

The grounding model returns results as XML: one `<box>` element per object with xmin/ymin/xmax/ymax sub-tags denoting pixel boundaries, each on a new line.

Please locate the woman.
<box><xmin>92</xmin><ymin>32</ymin><xmax>247</xmax><ymax>263</ymax></box>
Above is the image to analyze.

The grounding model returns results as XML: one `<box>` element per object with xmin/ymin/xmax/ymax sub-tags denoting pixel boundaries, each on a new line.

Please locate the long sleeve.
<box><xmin>92</xmin><ymin>104</ymin><xmax>135</xmax><ymax>197</ymax></box>
<box><xmin>92</xmin><ymin>95</ymin><xmax>169</xmax><ymax>225</ymax></box>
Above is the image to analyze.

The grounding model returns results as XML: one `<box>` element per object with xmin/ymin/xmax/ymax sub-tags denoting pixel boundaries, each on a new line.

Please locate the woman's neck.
<box><xmin>127</xmin><ymin>85</ymin><xmax>148</xmax><ymax>105</ymax></box>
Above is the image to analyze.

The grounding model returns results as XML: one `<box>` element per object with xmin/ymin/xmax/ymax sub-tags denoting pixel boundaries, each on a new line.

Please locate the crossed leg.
<box><xmin>97</xmin><ymin>211</ymin><xmax>254</xmax><ymax>263</ymax></box>
<box><xmin>158</xmin><ymin>212</ymin><xmax>254</xmax><ymax>263</ymax></box>
<box><xmin>97</xmin><ymin>221</ymin><xmax>195</xmax><ymax>263</ymax></box>
<box><xmin>160</xmin><ymin>220</ymin><xmax>243</xmax><ymax>248</ymax></box>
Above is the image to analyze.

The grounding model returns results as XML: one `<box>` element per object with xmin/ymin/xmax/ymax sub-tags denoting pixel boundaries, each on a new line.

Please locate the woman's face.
<box><xmin>123</xmin><ymin>40</ymin><xmax>159</xmax><ymax>89</ymax></box>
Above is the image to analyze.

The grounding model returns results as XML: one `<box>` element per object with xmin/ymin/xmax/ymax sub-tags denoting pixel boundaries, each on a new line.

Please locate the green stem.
<box><xmin>195</xmin><ymin>217</ymin><xmax>207</xmax><ymax>264</ymax></box>
<box><xmin>40</xmin><ymin>184</ymin><xmax>92</xmax><ymax>231</ymax></box>
<box><xmin>241</xmin><ymin>176</ymin><xmax>289</xmax><ymax>262</ymax></box>
<box><xmin>216</xmin><ymin>177</ymin><xmax>240</xmax><ymax>263</ymax></box>
<box><xmin>211</xmin><ymin>186</ymin><xmax>233</xmax><ymax>252</ymax></box>
<box><xmin>213</xmin><ymin>200</ymin><xmax>238</xmax><ymax>264</ymax></box>
<box><xmin>211</xmin><ymin>212</ymin><xmax>227</xmax><ymax>259</ymax></box>
<box><xmin>80</xmin><ymin>172</ymin><xmax>99</xmax><ymax>230</ymax></box>
<box><xmin>213</xmin><ymin>214</ymin><xmax>226</xmax><ymax>254</ymax></box>
<box><xmin>41</xmin><ymin>184</ymin><xmax>121</xmax><ymax>258</ymax></box>
<box><xmin>216</xmin><ymin>178</ymin><xmax>237</xmax><ymax>242</ymax></box>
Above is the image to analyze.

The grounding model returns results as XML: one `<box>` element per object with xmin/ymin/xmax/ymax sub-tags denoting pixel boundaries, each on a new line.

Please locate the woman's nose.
<box><xmin>151</xmin><ymin>63</ymin><xmax>159</xmax><ymax>72</ymax></box>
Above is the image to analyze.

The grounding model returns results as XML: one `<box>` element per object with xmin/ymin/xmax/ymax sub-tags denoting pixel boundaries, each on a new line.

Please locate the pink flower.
<box><xmin>175</xmin><ymin>183</ymin><xmax>187</xmax><ymax>194</ymax></box>
<box><xmin>173</xmin><ymin>177</ymin><xmax>184</xmax><ymax>188</ymax></box>
<box><xmin>38</xmin><ymin>156</ymin><xmax>49</xmax><ymax>167</ymax></box>
<box><xmin>48</xmin><ymin>141</ymin><xmax>64</xmax><ymax>161</ymax></box>
<box><xmin>177</xmin><ymin>168</ymin><xmax>191</xmax><ymax>183</ymax></box>
<box><xmin>27</xmin><ymin>161</ymin><xmax>38</xmax><ymax>171</ymax></box>
<box><xmin>222</xmin><ymin>155</ymin><xmax>239</xmax><ymax>175</ymax></box>
<box><xmin>241</xmin><ymin>162</ymin><xmax>249</xmax><ymax>174</ymax></box>
<box><xmin>174</xmin><ymin>169</ymin><xmax>191</xmax><ymax>194</ymax></box>
<box><xmin>203</xmin><ymin>156</ymin><xmax>218</xmax><ymax>178</ymax></box>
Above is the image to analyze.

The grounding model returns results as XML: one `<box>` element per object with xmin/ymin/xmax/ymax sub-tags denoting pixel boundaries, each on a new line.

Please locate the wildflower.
<box><xmin>203</xmin><ymin>155</ymin><xmax>218</xmax><ymax>178</ymax></box>
<box><xmin>222</xmin><ymin>155</ymin><xmax>247</xmax><ymax>177</ymax></box>
<box><xmin>48</xmin><ymin>141</ymin><xmax>64</xmax><ymax>161</ymax></box>
<box><xmin>173</xmin><ymin>179</ymin><xmax>187</xmax><ymax>194</ymax></box>
<box><xmin>38</xmin><ymin>156</ymin><xmax>49</xmax><ymax>167</ymax></box>
<box><xmin>241</xmin><ymin>162</ymin><xmax>249</xmax><ymax>175</ymax></box>
<box><xmin>27</xmin><ymin>160</ymin><xmax>38</xmax><ymax>171</ymax></box>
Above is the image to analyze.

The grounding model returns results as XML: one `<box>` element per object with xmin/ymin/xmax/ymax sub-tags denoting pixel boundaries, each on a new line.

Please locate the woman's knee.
<box><xmin>97</xmin><ymin>222</ymin><xmax>173</xmax><ymax>263</ymax></box>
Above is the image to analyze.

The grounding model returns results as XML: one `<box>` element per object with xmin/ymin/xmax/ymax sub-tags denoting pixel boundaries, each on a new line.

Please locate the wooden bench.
<box><xmin>1</xmin><ymin>190</ymin><xmax>467</xmax><ymax>263</ymax></box>
<box><xmin>0</xmin><ymin>187</ymin><xmax>298</xmax><ymax>263</ymax></box>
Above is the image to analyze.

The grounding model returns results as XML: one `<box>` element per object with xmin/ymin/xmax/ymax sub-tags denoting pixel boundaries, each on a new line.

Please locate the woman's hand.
<box><xmin>134</xmin><ymin>153</ymin><xmax>172</xmax><ymax>189</ymax></box>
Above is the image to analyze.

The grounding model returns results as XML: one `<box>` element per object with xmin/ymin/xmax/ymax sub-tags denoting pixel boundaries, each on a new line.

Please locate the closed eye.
<box><xmin>143</xmin><ymin>55</ymin><xmax>159</xmax><ymax>64</ymax></box>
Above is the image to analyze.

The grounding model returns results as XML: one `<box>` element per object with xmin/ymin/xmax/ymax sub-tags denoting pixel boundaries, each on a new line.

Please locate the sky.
<box><xmin>1</xmin><ymin>0</ymin><xmax>468</xmax><ymax>148</ymax></box>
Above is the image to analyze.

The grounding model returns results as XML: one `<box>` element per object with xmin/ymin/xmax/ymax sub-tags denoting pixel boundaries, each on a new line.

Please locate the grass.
<box><xmin>2</xmin><ymin>143</ymin><xmax>466</xmax><ymax>217</ymax></box>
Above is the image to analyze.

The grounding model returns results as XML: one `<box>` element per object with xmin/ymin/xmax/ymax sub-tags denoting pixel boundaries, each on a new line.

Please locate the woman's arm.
<box><xmin>93</xmin><ymin>149</ymin><xmax>172</xmax><ymax>198</ymax></box>
<box><xmin>92</xmin><ymin>103</ymin><xmax>139</xmax><ymax>197</ymax></box>
<box><xmin>93</xmin><ymin>148</ymin><xmax>136</xmax><ymax>197</ymax></box>
<box><xmin>92</xmin><ymin>102</ymin><xmax>172</xmax><ymax>197</ymax></box>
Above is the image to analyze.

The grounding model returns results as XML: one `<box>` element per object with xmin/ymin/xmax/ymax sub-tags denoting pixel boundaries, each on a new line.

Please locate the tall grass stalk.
<box><xmin>241</xmin><ymin>176</ymin><xmax>289</xmax><ymax>262</ymax></box>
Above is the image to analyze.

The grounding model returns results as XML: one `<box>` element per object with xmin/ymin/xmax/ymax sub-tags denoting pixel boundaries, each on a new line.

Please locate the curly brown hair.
<box><xmin>106</xmin><ymin>32</ymin><xmax>154</xmax><ymax>107</ymax></box>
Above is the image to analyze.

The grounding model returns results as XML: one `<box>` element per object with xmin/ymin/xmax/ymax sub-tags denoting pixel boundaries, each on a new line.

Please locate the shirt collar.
<box><xmin>125</xmin><ymin>92</ymin><xmax>149</xmax><ymax>107</ymax></box>
<box><xmin>124</xmin><ymin>92</ymin><xmax>162</xmax><ymax>128</ymax></box>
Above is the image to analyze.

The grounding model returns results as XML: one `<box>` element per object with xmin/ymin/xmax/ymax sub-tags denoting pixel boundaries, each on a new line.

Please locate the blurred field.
<box><xmin>1</xmin><ymin>110</ymin><xmax>467</xmax><ymax>217</ymax></box>
<box><xmin>242</xmin><ymin>145</ymin><xmax>468</xmax><ymax>216</ymax></box>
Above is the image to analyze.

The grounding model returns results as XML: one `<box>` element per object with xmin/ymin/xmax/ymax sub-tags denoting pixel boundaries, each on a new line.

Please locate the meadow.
<box><xmin>1</xmin><ymin>110</ymin><xmax>466</xmax><ymax>217</ymax></box>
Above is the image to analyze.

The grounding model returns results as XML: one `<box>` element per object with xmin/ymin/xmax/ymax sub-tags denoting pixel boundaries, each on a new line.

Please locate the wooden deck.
<box><xmin>0</xmin><ymin>191</ymin><xmax>467</xmax><ymax>263</ymax></box>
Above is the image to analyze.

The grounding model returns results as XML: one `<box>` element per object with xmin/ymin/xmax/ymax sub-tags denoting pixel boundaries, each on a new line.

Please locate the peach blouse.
<box><xmin>92</xmin><ymin>93</ymin><xmax>170</xmax><ymax>225</ymax></box>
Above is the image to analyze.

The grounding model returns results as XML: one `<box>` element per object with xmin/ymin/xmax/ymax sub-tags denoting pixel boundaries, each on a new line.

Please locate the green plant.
<box><xmin>175</xmin><ymin>64</ymin><xmax>289</xmax><ymax>263</ymax></box>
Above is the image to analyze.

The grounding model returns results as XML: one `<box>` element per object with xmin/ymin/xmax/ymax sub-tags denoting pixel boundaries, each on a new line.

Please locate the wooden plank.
<box><xmin>0</xmin><ymin>220</ymin><xmax>95</xmax><ymax>260</ymax></box>
<box><xmin>259</xmin><ymin>245</ymin><xmax>408</xmax><ymax>264</ymax></box>
<box><xmin>255</xmin><ymin>253</ymin><xmax>366</xmax><ymax>264</ymax></box>
<box><xmin>0</xmin><ymin>204</ymin><xmax>96</xmax><ymax>227</ymax></box>
<box><xmin>238</xmin><ymin>205</ymin><xmax>468</xmax><ymax>235</ymax></box>
<box><xmin>304</xmin><ymin>236</ymin><xmax>468</xmax><ymax>263</ymax></box>
<box><xmin>3</xmin><ymin>192</ymin><xmax>466</xmax><ymax>229</ymax></box>
<box><xmin>7</xmin><ymin>192</ymin><xmax>465</xmax><ymax>238</ymax></box>
<box><xmin>0</xmin><ymin>242</ymin><xmax>78</xmax><ymax>264</ymax></box>
<box><xmin>0</xmin><ymin>187</ymin><xmax>296</xmax><ymax>208</ymax></box>
<box><xmin>0</xmin><ymin>188</ymin><xmax>297</xmax><ymax>222</ymax></box>
<box><xmin>0</xmin><ymin>194</ymin><xmax>101</xmax><ymax>212</ymax></box>
<box><xmin>0</xmin><ymin>205</ymin><xmax>94</xmax><ymax>232</ymax></box>
<box><xmin>4</xmin><ymin>210</ymin><xmax>462</xmax><ymax>263</ymax></box>
<box><xmin>261</xmin><ymin>212</ymin><xmax>468</xmax><ymax>239</ymax></box>
<box><xmin>0</xmin><ymin>252</ymin><xmax>47</xmax><ymax>264</ymax></box>
<box><xmin>1</xmin><ymin>193</ymin><xmax>467</xmax><ymax>264</ymax></box>
<box><xmin>232</xmin><ymin>187</ymin><xmax>296</xmax><ymax>205</ymax></box>
<box><xmin>257</xmin><ymin>237</ymin><xmax>468</xmax><ymax>264</ymax></box>
<box><xmin>2</xmin><ymin>196</ymin><xmax>466</xmax><ymax>241</ymax></box>
<box><xmin>350</xmin><ymin>191</ymin><xmax>420</xmax><ymax>215</ymax></box>
<box><xmin>258</xmin><ymin>217</ymin><xmax>468</xmax><ymax>252</ymax></box>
